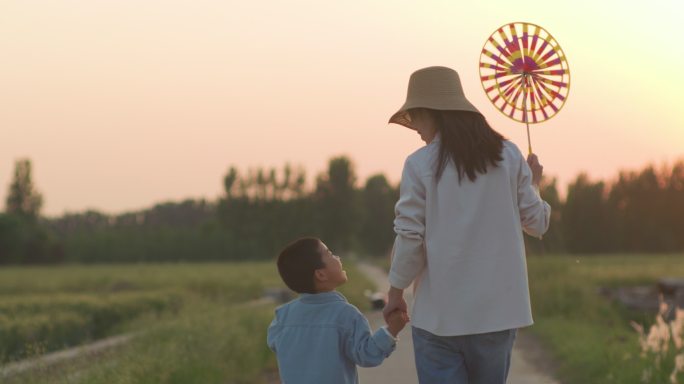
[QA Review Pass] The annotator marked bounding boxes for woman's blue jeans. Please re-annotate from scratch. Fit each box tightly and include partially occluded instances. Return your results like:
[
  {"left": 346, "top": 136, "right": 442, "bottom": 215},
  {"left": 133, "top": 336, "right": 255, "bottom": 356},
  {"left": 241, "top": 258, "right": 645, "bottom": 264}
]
[{"left": 412, "top": 326, "right": 517, "bottom": 384}]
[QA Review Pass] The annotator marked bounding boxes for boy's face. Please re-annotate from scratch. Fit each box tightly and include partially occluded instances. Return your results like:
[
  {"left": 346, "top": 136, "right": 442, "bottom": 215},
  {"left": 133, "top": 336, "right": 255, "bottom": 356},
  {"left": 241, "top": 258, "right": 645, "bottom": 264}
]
[{"left": 314, "top": 241, "right": 348, "bottom": 290}]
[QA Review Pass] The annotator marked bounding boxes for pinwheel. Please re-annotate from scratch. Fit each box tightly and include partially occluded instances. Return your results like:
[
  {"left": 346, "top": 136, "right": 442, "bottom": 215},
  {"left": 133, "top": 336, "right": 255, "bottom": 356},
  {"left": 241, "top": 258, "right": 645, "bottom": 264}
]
[{"left": 479, "top": 22, "right": 570, "bottom": 154}]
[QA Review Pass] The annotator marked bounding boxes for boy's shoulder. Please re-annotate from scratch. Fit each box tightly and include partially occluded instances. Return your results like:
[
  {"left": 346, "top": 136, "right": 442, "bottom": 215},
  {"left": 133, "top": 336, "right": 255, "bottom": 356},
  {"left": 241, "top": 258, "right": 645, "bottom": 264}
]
[
  {"left": 272, "top": 296, "right": 300, "bottom": 317},
  {"left": 273, "top": 292, "right": 364, "bottom": 322}
]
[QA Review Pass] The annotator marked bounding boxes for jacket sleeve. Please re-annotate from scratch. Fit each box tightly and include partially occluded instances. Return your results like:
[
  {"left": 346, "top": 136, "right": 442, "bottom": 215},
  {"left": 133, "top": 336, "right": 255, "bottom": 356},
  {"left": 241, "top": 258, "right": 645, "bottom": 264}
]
[
  {"left": 266, "top": 309, "right": 281, "bottom": 352},
  {"left": 517, "top": 152, "right": 551, "bottom": 238},
  {"left": 343, "top": 310, "right": 396, "bottom": 367},
  {"left": 389, "top": 157, "right": 427, "bottom": 289}
]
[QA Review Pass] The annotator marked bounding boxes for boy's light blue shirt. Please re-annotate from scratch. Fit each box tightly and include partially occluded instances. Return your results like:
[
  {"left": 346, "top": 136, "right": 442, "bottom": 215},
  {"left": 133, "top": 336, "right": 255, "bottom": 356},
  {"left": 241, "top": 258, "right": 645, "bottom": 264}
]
[{"left": 267, "top": 291, "right": 396, "bottom": 384}]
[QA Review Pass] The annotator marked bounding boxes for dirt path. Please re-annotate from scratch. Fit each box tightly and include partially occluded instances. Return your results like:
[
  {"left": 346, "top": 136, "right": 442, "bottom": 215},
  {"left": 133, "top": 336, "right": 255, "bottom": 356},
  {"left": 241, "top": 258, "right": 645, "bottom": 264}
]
[{"left": 356, "top": 262, "right": 560, "bottom": 384}]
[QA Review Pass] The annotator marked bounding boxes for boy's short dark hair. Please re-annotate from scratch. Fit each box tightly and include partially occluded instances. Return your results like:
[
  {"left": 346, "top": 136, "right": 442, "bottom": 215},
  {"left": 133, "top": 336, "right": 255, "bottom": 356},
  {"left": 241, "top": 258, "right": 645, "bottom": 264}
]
[{"left": 277, "top": 237, "right": 325, "bottom": 294}]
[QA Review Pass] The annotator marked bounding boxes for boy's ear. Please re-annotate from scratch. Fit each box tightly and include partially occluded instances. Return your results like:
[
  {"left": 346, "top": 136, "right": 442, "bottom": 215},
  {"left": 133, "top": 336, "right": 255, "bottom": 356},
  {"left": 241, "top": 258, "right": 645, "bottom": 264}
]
[{"left": 314, "top": 268, "right": 328, "bottom": 282}]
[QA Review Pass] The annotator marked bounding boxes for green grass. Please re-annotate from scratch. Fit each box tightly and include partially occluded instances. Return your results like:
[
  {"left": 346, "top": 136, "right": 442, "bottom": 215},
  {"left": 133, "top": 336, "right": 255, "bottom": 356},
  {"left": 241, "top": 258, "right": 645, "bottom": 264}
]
[
  {"left": 0, "top": 290, "right": 181, "bottom": 362},
  {"left": 1, "top": 261, "right": 376, "bottom": 383},
  {"left": 527, "top": 254, "right": 684, "bottom": 384},
  {"left": 0, "top": 262, "right": 283, "bottom": 302},
  {"left": 14, "top": 255, "right": 684, "bottom": 383},
  {"left": 0, "top": 262, "right": 282, "bottom": 363},
  {"left": 15, "top": 303, "right": 278, "bottom": 384}
]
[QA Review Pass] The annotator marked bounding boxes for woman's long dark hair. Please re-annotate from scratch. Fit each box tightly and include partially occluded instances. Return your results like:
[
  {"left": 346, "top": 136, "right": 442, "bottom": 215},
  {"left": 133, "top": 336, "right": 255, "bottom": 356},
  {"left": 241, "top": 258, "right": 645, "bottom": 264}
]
[{"left": 417, "top": 109, "right": 505, "bottom": 183}]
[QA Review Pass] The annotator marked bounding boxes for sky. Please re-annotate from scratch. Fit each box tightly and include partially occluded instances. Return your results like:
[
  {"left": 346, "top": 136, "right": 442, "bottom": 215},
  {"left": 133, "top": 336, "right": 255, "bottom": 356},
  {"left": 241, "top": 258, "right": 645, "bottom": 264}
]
[{"left": 1, "top": 0, "right": 683, "bottom": 216}]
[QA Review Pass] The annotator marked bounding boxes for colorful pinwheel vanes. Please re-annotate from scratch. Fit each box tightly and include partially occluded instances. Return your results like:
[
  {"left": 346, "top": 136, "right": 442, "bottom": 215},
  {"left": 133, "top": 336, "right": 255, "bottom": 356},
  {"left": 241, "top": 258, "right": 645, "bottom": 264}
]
[{"left": 479, "top": 22, "right": 570, "bottom": 125}]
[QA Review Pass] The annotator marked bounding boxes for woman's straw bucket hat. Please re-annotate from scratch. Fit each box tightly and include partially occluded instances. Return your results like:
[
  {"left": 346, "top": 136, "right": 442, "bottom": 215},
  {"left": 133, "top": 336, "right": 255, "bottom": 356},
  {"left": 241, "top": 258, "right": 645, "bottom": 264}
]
[{"left": 389, "top": 66, "right": 482, "bottom": 129}]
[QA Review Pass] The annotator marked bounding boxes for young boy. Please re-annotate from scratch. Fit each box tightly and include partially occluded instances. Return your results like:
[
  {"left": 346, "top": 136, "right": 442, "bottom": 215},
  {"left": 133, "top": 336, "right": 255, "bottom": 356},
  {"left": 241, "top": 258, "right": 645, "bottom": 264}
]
[{"left": 267, "top": 237, "right": 409, "bottom": 384}]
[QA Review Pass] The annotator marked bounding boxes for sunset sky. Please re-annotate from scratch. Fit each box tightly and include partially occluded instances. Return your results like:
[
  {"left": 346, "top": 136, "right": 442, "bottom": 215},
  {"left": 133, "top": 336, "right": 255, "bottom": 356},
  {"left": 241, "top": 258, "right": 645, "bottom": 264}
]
[{"left": 2, "top": 1, "right": 682, "bottom": 216}]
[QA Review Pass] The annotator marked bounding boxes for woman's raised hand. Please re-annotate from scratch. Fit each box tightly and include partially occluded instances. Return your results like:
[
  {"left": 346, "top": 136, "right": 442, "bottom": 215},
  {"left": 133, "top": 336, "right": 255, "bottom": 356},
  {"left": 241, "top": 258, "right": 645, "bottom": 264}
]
[{"left": 527, "top": 153, "right": 543, "bottom": 187}]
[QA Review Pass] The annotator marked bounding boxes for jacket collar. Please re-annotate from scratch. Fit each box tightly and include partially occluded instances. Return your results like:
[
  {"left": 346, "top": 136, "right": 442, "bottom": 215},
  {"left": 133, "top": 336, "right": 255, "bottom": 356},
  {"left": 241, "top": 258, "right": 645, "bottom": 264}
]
[
  {"left": 430, "top": 132, "right": 442, "bottom": 145},
  {"left": 299, "top": 291, "right": 347, "bottom": 304}
]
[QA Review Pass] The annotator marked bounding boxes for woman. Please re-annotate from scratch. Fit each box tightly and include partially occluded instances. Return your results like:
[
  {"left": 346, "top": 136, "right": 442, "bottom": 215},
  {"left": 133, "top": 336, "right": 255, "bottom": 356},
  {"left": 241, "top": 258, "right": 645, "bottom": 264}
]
[{"left": 383, "top": 66, "right": 550, "bottom": 384}]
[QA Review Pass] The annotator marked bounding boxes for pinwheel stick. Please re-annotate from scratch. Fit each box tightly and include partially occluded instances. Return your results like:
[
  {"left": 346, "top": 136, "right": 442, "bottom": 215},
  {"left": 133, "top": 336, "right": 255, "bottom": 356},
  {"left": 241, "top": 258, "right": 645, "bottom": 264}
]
[{"left": 522, "top": 74, "right": 532, "bottom": 155}]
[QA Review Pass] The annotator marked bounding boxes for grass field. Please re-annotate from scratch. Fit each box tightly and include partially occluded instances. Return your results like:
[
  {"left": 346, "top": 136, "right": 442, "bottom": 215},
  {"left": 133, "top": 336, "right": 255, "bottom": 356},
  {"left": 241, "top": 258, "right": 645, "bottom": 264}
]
[
  {"left": 5, "top": 255, "right": 684, "bottom": 383},
  {"left": 527, "top": 254, "right": 684, "bottom": 384},
  {"left": 0, "top": 261, "right": 375, "bottom": 383}
]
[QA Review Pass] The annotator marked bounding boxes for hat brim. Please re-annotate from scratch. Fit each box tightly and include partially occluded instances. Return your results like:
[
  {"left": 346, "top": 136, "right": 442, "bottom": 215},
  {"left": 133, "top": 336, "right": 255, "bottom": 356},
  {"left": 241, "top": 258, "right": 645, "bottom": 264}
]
[
  {"left": 388, "top": 102, "right": 483, "bottom": 130},
  {"left": 388, "top": 110, "right": 414, "bottom": 130}
]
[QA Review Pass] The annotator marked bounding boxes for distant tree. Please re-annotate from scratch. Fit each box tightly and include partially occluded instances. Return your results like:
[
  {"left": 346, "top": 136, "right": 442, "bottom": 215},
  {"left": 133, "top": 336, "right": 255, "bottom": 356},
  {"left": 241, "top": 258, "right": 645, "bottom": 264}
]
[
  {"left": 315, "top": 156, "right": 360, "bottom": 253},
  {"left": 216, "top": 164, "right": 317, "bottom": 260},
  {"left": 525, "top": 177, "right": 564, "bottom": 254},
  {"left": 0, "top": 213, "right": 24, "bottom": 264},
  {"left": 359, "top": 174, "right": 398, "bottom": 257},
  {"left": 291, "top": 166, "right": 307, "bottom": 198},
  {"left": 0, "top": 159, "right": 66, "bottom": 264},
  {"left": 561, "top": 174, "right": 611, "bottom": 253},
  {"left": 607, "top": 163, "right": 684, "bottom": 252},
  {"left": 278, "top": 164, "right": 292, "bottom": 201},
  {"left": 0, "top": 213, "right": 64, "bottom": 264},
  {"left": 5, "top": 159, "right": 43, "bottom": 220},
  {"left": 665, "top": 161, "right": 684, "bottom": 250},
  {"left": 223, "top": 167, "right": 238, "bottom": 199}
]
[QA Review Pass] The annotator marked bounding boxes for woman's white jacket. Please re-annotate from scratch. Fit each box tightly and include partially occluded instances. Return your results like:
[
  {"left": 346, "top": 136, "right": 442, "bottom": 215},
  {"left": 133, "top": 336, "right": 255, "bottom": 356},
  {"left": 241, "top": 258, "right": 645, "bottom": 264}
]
[{"left": 389, "top": 137, "right": 550, "bottom": 336}]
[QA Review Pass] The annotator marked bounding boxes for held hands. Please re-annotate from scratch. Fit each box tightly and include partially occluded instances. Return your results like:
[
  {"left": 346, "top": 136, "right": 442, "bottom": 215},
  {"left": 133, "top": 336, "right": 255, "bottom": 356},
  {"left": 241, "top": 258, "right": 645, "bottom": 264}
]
[
  {"left": 383, "top": 286, "right": 409, "bottom": 337},
  {"left": 527, "top": 153, "right": 544, "bottom": 187},
  {"left": 386, "top": 309, "right": 409, "bottom": 338}
]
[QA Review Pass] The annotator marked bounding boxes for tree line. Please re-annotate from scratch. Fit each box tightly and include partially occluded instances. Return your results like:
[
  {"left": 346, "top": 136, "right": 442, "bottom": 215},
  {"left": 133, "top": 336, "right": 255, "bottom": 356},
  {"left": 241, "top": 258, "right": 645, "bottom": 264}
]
[{"left": 0, "top": 156, "right": 683, "bottom": 264}]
